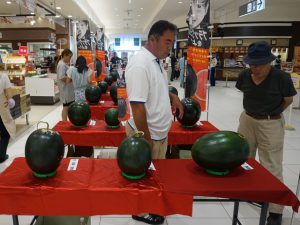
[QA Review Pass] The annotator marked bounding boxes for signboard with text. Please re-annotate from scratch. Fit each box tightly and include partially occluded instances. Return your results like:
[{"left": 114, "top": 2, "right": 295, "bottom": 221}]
[{"left": 239, "top": 0, "right": 265, "bottom": 17}]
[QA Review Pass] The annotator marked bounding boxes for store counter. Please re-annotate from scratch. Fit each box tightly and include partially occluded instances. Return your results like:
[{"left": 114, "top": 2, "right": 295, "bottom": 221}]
[{"left": 216, "top": 67, "right": 244, "bottom": 80}]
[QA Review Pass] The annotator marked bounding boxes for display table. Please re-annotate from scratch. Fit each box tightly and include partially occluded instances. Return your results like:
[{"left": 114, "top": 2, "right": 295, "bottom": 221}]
[
  {"left": 0, "top": 158, "right": 299, "bottom": 225},
  {"left": 52, "top": 121, "right": 219, "bottom": 146},
  {"left": 89, "top": 101, "right": 117, "bottom": 120}
]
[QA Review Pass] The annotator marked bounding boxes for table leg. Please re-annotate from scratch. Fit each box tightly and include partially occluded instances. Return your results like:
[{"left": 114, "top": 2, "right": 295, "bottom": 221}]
[
  {"left": 232, "top": 201, "right": 240, "bottom": 225},
  {"left": 12, "top": 215, "right": 19, "bottom": 225},
  {"left": 259, "top": 203, "right": 269, "bottom": 225},
  {"left": 26, "top": 114, "right": 29, "bottom": 125}
]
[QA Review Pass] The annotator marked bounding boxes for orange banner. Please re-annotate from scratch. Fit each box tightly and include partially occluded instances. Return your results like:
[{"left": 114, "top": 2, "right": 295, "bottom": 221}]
[
  {"left": 96, "top": 50, "right": 106, "bottom": 81},
  {"left": 187, "top": 46, "right": 209, "bottom": 111}
]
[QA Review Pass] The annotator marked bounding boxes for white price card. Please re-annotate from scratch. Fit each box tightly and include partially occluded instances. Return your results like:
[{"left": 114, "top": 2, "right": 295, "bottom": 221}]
[
  {"left": 148, "top": 162, "right": 156, "bottom": 171},
  {"left": 241, "top": 162, "right": 253, "bottom": 170},
  {"left": 121, "top": 121, "right": 126, "bottom": 126},
  {"left": 67, "top": 159, "right": 79, "bottom": 171},
  {"left": 196, "top": 121, "right": 203, "bottom": 126},
  {"left": 100, "top": 101, "right": 105, "bottom": 104},
  {"left": 89, "top": 120, "right": 96, "bottom": 126}
]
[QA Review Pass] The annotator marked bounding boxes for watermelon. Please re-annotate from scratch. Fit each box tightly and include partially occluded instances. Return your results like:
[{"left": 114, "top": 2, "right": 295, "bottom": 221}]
[
  {"left": 105, "top": 108, "right": 120, "bottom": 128},
  {"left": 104, "top": 76, "right": 114, "bottom": 86},
  {"left": 85, "top": 85, "right": 101, "bottom": 105},
  {"left": 117, "top": 132, "right": 152, "bottom": 180},
  {"left": 110, "top": 84, "right": 118, "bottom": 105},
  {"left": 110, "top": 70, "right": 119, "bottom": 82},
  {"left": 192, "top": 131, "right": 250, "bottom": 175},
  {"left": 68, "top": 101, "right": 91, "bottom": 127},
  {"left": 98, "top": 81, "right": 108, "bottom": 94},
  {"left": 176, "top": 98, "right": 201, "bottom": 128},
  {"left": 25, "top": 122, "right": 64, "bottom": 178},
  {"left": 169, "top": 86, "right": 178, "bottom": 96}
]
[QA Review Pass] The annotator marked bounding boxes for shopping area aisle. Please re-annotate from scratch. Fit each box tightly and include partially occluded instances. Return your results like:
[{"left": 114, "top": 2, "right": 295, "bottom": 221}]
[{"left": 0, "top": 80, "right": 299, "bottom": 225}]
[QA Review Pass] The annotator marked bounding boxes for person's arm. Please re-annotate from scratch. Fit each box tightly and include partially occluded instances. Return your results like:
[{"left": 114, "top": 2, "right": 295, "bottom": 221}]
[
  {"left": 3, "top": 74, "right": 14, "bottom": 108},
  {"left": 65, "top": 67, "right": 73, "bottom": 84},
  {"left": 4, "top": 87, "right": 12, "bottom": 100},
  {"left": 65, "top": 76, "right": 72, "bottom": 84},
  {"left": 130, "top": 103, "right": 153, "bottom": 148},
  {"left": 169, "top": 92, "right": 184, "bottom": 118},
  {"left": 282, "top": 97, "right": 293, "bottom": 111}
]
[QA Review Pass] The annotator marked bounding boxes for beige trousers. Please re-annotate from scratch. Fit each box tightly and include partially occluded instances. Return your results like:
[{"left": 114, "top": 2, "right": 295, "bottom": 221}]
[
  {"left": 238, "top": 111, "right": 285, "bottom": 214},
  {"left": 125, "top": 123, "right": 168, "bottom": 159}
]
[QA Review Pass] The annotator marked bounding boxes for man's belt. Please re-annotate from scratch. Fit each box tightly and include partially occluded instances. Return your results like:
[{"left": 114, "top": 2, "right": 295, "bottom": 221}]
[{"left": 246, "top": 112, "right": 281, "bottom": 120}]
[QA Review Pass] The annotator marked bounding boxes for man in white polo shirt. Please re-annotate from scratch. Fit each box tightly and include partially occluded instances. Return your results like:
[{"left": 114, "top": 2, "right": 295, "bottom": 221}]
[{"left": 125, "top": 20, "right": 183, "bottom": 224}]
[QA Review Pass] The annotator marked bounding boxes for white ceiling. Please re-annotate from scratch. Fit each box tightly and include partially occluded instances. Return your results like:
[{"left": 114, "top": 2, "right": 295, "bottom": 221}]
[{"left": 1, "top": 0, "right": 300, "bottom": 37}]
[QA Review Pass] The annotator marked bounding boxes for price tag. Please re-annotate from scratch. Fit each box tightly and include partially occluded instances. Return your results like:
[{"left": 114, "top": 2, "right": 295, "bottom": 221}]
[
  {"left": 100, "top": 101, "right": 105, "bottom": 104},
  {"left": 241, "top": 162, "right": 253, "bottom": 170},
  {"left": 67, "top": 159, "right": 79, "bottom": 171},
  {"left": 148, "top": 162, "right": 156, "bottom": 171},
  {"left": 89, "top": 120, "right": 96, "bottom": 126}
]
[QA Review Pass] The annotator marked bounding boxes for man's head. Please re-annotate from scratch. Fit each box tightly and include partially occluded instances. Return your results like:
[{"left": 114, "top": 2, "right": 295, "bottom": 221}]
[
  {"left": 244, "top": 41, "right": 276, "bottom": 77},
  {"left": 146, "top": 20, "right": 177, "bottom": 59}
]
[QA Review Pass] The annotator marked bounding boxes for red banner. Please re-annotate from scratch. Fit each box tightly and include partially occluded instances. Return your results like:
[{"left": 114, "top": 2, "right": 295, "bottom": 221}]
[
  {"left": 96, "top": 50, "right": 106, "bottom": 81},
  {"left": 187, "top": 46, "right": 209, "bottom": 111}
]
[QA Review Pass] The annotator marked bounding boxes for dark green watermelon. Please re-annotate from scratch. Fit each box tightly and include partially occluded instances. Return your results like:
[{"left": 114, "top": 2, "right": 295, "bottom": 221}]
[
  {"left": 110, "top": 70, "right": 119, "bottom": 82},
  {"left": 68, "top": 101, "right": 91, "bottom": 127},
  {"left": 104, "top": 76, "right": 114, "bottom": 86},
  {"left": 110, "top": 84, "right": 118, "bottom": 105},
  {"left": 105, "top": 108, "right": 120, "bottom": 128},
  {"left": 176, "top": 98, "right": 201, "bottom": 127},
  {"left": 169, "top": 86, "right": 178, "bottom": 96},
  {"left": 25, "top": 123, "right": 64, "bottom": 178},
  {"left": 192, "top": 131, "right": 250, "bottom": 175},
  {"left": 98, "top": 81, "right": 108, "bottom": 94},
  {"left": 85, "top": 85, "right": 101, "bottom": 105},
  {"left": 117, "top": 133, "right": 152, "bottom": 179}
]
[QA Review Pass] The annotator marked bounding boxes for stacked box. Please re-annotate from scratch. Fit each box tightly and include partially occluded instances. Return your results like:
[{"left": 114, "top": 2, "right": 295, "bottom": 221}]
[{"left": 20, "top": 94, "right": 31, "bottom": 114}]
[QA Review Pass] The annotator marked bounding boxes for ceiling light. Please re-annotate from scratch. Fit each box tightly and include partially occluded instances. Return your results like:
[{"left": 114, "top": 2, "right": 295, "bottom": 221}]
[
  {"left": 56, "top": 6, "right": 61, "bottom": 10},
  {"left": 68, "top": 15, "right": 72, "bottom": 18},
  {"left": 178, "top": 1, "right": 183, "bottom": 3},
  {"left": 30, "top": 12, "right": 35, "bottom": 15},
  {"left": 55, "top": 15, "right": 60, "bottom": 18},
  {"left": 140, "top": 8, "right": 143, "bottom": 10},
  {"left": 6, "top": 1, "right": 12, "bottom": 4},
  {"left": 137, "top": 15, "right": 141, "bottom": 17}
]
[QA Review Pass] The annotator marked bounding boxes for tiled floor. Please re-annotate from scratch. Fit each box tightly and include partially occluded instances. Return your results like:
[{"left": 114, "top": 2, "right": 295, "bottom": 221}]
[{"left": 0, "top": 80, "right": 299, "bottom": 225}]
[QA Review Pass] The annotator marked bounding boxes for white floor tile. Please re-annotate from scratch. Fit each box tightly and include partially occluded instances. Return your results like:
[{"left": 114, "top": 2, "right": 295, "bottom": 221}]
[
  {"left": 221, "top": 202, "right": 261, "bottom": 219},
  {"left": 167, "top": 217, "right": 233, "bottom": 225}
]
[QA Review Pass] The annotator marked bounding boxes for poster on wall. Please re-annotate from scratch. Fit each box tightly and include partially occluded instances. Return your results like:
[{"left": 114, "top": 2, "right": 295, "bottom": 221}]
[
  {"left": 76, "top": 20, "right": 94, "bottom": 79},
  {"left": 186, "top": 0, "right": 210, "bottom": 111},
  {"left": 95, "top": 27, "right": 106, "bottom": 81}
]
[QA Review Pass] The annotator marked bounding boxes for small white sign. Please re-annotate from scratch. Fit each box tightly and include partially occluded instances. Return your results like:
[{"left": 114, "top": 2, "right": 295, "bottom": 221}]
[
  {"left": 67, "top": 159, "right": 79, "bottom": 171},
  {"left": 241, "top": 162, "right": 253, "bottom": 170},
  {"left": 100, "top": 101, "right": 105, "bottom": 104},
  {"left": 148, "top": 162, "right": 156, "bottom": 171},
  {"left": 121, "top": 121, "right": 127, "bottom": 126},
  {"left": 89, "top": 120, "right": 96, "bottom": 126},
  {"left": 256, "top": 0, "right": 265, "bottom": 11}
]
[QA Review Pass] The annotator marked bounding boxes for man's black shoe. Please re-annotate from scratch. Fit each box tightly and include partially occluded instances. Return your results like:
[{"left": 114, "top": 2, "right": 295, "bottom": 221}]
[{"left": 132, "top": 214, "right": 165, "bottom": 225}]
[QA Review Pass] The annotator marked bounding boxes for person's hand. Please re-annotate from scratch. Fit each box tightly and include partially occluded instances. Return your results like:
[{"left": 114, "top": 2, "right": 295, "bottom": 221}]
[{"left": 170, "top": 94, "right": 184, "bottom": 119}]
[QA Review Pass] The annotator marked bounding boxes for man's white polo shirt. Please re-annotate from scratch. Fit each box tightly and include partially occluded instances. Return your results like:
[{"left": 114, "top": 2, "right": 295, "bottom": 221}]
[{"left": 125, "top": 47, "right": 172, "bottom": 140}]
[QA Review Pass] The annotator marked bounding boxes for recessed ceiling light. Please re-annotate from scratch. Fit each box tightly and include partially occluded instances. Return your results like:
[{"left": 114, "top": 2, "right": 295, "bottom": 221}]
[
  {"left": 68, "top": 15, "right": 72, "bottom": 18},
  {"left": 140, "top": 7, "right": 143, "bottom": 10},
  {"left": 137, "top": 15, "right": 141, "bottom": 16},
  {"left": 55, "top": 15, "right": 60, "bottom": 18},
  {"left": 56, "top": 6, "right": 61, "bottom": 10},
  {"left": 178, "top": 1, "right": 183, "bottom": 3},
  {"left": 6, "top": 1, "right": 12, "bottom": 4}
]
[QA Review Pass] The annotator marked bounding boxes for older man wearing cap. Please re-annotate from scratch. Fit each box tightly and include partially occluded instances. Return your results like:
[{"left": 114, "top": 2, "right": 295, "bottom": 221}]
[{"left": 236, "top": 41, "right": 297, "bottom": 225}]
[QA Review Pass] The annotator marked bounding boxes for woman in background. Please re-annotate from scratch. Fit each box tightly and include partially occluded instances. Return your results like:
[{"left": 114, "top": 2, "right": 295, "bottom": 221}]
[
  {"left": 56, "top": 48, "right": 74, "bottom": 121},
  {"left": 0, "top": 69, "right": 16, "bottom": 163},
  {"left": 66, "top": 56, "right": 93, "bottom": 101}
]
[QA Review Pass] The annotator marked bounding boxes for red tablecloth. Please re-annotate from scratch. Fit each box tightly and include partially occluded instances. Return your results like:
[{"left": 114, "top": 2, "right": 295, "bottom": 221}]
[
  {"left": 89, "top": 100, "right": 117, "bottom": 120},
  {"left": 154, "top": 159, "right": 300, "bottom": 212},
  {"left": 52, "top": 121, "right": 218, "bottom": 146},
  {"left": 100, "top": 94, "right": 112, "bottom": 101},
  {"left": 0, "top": 158, "right": 299, "bottom": 216},
  {"left": 0, "top": 158, "right": 192, "bottom": 216}
]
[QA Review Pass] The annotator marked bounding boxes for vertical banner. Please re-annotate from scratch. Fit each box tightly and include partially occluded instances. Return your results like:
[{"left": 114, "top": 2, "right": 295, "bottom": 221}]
[
  {"left": 186, "top": 0, "right": 210, "bottom": 111},
  {"left": 76, "top": 20, "right": 94, "bottom": 80},
  {"left": 95, "top": 27, "right": 106, "bottom": 81}
]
